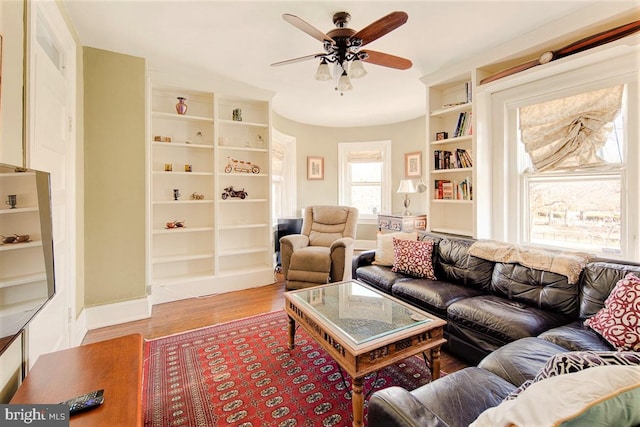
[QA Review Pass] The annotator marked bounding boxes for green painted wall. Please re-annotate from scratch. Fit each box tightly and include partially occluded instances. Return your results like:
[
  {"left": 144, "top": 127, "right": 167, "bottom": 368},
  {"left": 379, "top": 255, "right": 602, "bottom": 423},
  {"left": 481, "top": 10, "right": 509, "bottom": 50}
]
[{"left": 83, "top": 47, "right": 146, "bottom": 305}]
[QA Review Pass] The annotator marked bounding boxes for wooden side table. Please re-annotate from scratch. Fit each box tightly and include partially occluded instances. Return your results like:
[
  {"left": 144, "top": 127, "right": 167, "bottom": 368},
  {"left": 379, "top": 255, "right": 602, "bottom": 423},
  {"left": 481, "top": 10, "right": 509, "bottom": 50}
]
[
  {"left": 10, "top": 334, "right": 143, "bottom": 426},
  {"left": 378, "top": 214, "right": 427, "bottom": 233}
]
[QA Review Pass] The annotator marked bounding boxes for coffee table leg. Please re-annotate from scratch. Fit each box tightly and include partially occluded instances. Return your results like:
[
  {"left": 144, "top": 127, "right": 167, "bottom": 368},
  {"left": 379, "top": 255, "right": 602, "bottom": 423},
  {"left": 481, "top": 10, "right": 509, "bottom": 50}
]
[
  {"left": 287, "top": 316, "right": 295, "bottom": 350},
  {"left": 431, "top": 346, "right": 441, "bottom": 379},
  {"left": 351, "top": 377, "right": 364, "bottom": 427}
]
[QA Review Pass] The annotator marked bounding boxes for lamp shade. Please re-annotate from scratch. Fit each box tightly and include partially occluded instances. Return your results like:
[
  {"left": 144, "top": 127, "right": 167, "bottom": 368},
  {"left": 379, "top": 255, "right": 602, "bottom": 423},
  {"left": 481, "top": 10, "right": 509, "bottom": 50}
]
[
  {"left": 349, "top": 59, "right": 367, "bottom": 79},
  {"left": 397, "top": 179, "right": 418, "bottom": 194},
  {"left": 337, "top": 70, "right": 353, "bottom": 92},
  {"left": 314, "top": 59, "right": 332, "bottom": 81}
]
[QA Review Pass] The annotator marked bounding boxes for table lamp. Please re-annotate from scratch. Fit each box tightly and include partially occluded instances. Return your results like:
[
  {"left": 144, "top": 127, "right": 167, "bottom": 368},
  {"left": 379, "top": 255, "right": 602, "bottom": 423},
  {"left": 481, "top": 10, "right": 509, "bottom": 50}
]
[{"left": 397, "top": 179, "right": 418, "bottom": 216}]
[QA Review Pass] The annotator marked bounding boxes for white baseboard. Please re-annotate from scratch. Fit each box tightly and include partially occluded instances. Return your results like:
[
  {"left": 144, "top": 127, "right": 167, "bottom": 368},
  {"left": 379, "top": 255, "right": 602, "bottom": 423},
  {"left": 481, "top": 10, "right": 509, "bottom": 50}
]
[
  {"left": 85, "top": 297, "right": 152, "bottom": 330},
  {"left": 73, "top": 309, "right": 88, "bottom": 346}
]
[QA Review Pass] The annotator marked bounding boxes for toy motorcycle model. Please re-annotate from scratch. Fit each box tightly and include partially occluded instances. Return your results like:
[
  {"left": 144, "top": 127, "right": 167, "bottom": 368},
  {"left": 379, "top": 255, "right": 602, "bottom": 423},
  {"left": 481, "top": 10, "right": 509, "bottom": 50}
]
[
  {"left": 224, "top": 157, "right": 260, "bottom": 174},
  {"left": 221, "top": 186, "right": 248, "bottom": 200}
]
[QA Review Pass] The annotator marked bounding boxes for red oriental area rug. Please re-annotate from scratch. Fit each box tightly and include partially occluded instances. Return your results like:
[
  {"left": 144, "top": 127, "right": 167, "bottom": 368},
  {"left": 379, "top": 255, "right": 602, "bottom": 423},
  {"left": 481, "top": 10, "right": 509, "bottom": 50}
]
[{"left": 143, "top": 310, "right": 436, "bottom": 426}]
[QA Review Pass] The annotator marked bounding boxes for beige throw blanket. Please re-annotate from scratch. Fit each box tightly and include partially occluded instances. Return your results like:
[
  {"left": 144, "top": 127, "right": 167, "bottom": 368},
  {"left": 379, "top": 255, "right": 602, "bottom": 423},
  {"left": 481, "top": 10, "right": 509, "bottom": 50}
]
[{"left": 469, "top": 240, "right": 592, "bottom": 284}]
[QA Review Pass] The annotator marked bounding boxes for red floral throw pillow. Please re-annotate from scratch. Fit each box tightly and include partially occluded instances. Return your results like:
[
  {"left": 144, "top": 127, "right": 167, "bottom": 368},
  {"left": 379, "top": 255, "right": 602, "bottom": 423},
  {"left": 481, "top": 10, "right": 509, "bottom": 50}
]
[
  {"left": 391, "top": 238, "right": 437, "bottom": 280},
  {"left": 584, "top": 273, "right": 640, "bottom": 352}
]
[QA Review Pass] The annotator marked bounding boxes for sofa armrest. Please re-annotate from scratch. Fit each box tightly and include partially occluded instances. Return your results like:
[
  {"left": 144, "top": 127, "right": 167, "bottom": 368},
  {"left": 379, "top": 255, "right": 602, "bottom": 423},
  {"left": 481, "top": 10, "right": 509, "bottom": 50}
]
[{"left": 368, "top": 386, "right": 450, "bottom": 427}]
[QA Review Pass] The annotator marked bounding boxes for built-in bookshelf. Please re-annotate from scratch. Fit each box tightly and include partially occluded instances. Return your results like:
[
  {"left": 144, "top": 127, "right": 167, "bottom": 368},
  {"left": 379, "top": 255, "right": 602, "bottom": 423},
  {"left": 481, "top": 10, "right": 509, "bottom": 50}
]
[
  {"left": 426, "top": 73, "right": 476, "bottom": 237},
  {"left": 147, "top": 84, "right": 272, "bottom": 304}
]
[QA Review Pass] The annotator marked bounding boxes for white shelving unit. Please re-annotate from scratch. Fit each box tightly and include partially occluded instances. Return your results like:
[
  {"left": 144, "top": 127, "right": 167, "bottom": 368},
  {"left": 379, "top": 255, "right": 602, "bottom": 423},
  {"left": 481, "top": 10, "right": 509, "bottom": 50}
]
[
  {"left": 148, "top": 85, "right": 272, "bottom": 303},
  {"left": 0, "top": 171, "right": 49, "bottom": 336},
  {"left": 426, "top": 73, "right": 476, "bottom": 237}
]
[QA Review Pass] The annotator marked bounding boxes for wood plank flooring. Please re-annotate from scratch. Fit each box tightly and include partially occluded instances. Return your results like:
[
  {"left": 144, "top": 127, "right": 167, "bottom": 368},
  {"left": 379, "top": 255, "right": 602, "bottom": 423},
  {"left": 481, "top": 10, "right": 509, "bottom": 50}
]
[{"left": 83, "top": 275, "right": 470, "bottom": 374}]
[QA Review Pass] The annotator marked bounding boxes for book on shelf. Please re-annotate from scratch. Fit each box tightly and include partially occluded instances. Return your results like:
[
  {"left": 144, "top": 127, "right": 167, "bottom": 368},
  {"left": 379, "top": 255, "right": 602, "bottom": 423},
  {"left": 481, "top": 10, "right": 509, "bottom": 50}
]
[
  {"left": 453, "top": 111, "right": 472, "bottom": 137},
  {"left": 465, "top": 81, "right": 472, "bottom": 103},
  {"left": 434, "top": 177, "right": 472, "bottom": 200},
  {"left": 434, "top": 148, "right": 473, "bottom": 170}
]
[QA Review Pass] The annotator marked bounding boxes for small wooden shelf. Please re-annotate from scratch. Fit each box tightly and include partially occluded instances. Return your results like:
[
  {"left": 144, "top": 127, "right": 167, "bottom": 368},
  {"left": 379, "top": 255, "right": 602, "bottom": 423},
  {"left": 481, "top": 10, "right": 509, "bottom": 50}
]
[
  {"left": 0, "top": 240, "right": 43, "bottom": 252},
  {"left": 219, "top": 118, "right": 268, "bottom": 128},
  {"left": 152, "top": 252, "right": 214, "bottom": 264},
  {"left": 152, "top": 141, "right": 214, "bottom": 149},
  {"left": 430, "top": 102, "right": 472, "bottom": 117},
  {"left": 152, "top": 111, "right": 212, "bottom": 122}
]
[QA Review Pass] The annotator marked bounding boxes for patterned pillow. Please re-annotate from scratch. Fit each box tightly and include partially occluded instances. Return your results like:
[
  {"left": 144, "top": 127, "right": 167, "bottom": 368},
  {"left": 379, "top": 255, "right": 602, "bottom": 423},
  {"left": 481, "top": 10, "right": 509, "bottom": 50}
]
[
  {"left": 584, "top": 273, "right": 640, "bottom": 352},
  {"left": 505, "top": 351, "right": 640, "bottom": 400},
  {"left": 391, "top": 238, "right": 437, "bottom": 280},
  {"left": 372, "top": 231, "right": 418, "bottom": 266}
]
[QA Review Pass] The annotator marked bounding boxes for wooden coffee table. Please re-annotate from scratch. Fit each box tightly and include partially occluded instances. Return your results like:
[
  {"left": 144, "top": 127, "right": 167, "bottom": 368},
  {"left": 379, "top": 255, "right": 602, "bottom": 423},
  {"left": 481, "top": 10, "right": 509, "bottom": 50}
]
[{"left": 285, "top": 280, "right": 446, "bottom": 427}]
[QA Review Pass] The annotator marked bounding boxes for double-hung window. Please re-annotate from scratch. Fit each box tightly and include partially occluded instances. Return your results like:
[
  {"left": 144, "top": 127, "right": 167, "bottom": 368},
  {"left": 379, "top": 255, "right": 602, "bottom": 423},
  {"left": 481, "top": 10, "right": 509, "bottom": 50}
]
[
  {"left": 516, "top": 82, "right": 635, "bottom": 258},
  {"left": 338, "top": 140, "right": 391, "bottom": 221}
]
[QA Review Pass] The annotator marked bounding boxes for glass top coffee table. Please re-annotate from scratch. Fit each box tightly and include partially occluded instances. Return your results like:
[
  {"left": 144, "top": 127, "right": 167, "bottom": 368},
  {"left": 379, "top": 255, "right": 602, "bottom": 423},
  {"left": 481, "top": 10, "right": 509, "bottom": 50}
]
[{"left": 284, "top": 280, "right": 446, "bottom": 427}]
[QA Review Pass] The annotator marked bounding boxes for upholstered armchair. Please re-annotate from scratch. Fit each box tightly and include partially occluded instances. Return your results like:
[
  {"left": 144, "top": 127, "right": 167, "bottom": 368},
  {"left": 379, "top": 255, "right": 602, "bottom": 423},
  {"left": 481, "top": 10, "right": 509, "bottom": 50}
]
[{"left": 280, "top": 206, "right": 358, "bottom": 290}]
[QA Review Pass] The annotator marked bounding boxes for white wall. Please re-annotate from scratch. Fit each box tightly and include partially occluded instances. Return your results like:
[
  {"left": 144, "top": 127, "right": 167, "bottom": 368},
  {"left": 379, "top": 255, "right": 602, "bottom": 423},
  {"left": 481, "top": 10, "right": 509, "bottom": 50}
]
[{"left": 272, "top": 114, "right": 427, "bottom": 241}]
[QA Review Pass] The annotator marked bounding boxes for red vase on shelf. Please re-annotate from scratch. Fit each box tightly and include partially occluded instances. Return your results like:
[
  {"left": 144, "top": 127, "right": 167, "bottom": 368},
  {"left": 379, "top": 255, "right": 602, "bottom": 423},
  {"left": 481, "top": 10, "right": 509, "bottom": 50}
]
[{"left": 175, "top": 97, "right": 188, "bottom": 115}]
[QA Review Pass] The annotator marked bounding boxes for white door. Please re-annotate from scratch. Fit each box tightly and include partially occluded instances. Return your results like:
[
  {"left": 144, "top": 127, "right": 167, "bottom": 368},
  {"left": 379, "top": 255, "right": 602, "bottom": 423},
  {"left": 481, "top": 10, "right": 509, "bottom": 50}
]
[{"left": 25, "top": 1, "right": 77, "bottom": 366}]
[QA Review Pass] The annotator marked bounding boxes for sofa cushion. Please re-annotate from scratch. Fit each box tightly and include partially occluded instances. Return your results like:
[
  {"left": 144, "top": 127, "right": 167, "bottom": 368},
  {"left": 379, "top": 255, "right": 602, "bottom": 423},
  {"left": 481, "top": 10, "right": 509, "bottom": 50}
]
[
  {"left": 538, "top": 320, "right": 614, "bottom": 351},
  {"left": 478, "top": 337, "right": 567, "bottom": 387},
  {"left": 584, "top": 273, "right": 640, "bottom": 351},
  {"left": 447, "top": 295, "right": 572, "bottom": 345},
  {"left": 391, "top": 279, "right": 484, "bottom": 318},
  {"left": 471, "top": 366, "right": 640, "bottom": 427},
  {"left": 507, "top": 350, "right": 640, "bottom": 400},
  {"left": 433, "top": 238, "right": 494, "bottom": 290},
  {"left": 490, "top": 262, "right": 579, "bottom": 318},
  {"left": 391, "top": 238, "right": 437, "bottom": 280},
  {"left": 372, "top": 231, "right": 417, "bottom": 266},
  {"left": 579, "top": 261, "right": 640, "bottom": 319},
  {"left": 355, "top": 265, "right": 408, "bottom": 294}
]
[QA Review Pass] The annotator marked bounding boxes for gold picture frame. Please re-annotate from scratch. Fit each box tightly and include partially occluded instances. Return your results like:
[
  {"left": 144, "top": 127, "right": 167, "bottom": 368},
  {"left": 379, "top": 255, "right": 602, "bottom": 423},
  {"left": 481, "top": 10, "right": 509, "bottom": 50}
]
[
  {"left": 404, "top": 151, "right": 422, "bottom": 178},
  {"left": 307, "top": 156, "right": 324, "bottom": 180}
]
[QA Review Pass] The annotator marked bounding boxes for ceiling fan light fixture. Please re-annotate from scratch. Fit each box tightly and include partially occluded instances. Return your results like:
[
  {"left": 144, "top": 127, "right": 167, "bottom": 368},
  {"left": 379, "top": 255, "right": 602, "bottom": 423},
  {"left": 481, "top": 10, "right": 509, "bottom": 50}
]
[
  {"left": 314, "top": 58, "right": 332, "bottom": 81},
  {"left": 349, "top": 59, "right": 367, "bottom": 79},
  {"left": 337, "top": 70, "right": 353, "bottom": 92}
]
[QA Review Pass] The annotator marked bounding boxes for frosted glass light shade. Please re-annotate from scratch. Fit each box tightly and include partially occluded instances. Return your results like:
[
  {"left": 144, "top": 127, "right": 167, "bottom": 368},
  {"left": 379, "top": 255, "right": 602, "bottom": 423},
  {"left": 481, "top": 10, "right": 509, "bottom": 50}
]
[
  {"left": 337, "top": 71, "right": 353, "bottom": 92},
  {"left": 315, "top": 60, "right": 332, "bottom": 81},
  {"left": 349, "top": 59, "right": 367, "bottom": 79}
]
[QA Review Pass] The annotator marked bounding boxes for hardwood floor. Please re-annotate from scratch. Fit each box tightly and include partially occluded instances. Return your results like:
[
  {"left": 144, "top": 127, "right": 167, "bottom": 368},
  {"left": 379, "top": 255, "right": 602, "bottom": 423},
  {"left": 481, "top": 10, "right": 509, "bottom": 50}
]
[{"left": 83, "top": 275, "right": 470, "bottom": 373}]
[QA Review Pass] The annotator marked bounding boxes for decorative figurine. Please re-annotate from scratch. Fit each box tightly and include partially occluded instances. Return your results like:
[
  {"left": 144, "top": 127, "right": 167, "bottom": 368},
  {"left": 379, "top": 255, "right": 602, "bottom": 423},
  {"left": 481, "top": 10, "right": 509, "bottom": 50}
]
[
  {"left": 190, "top": 192, "right": 205, "bottom": 200},
  {"left": 224, "top": 157, "right": 260, "bottom": 174},
  {"left": 221, "top": 186, "right": 248, "bottom": 200},
  {"left": 173, "top": 189, "right": 181, "bottom": 200}
]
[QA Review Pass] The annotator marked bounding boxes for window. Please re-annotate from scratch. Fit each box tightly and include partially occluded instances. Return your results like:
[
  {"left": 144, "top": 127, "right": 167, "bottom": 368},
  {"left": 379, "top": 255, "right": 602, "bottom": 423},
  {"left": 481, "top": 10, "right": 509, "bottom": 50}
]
[
  {"left": 272, "top": 129, "right": 297, "bottom": 220},
  {"left": 490, "top": 50, "right": 639, "bottom": 261},
  {"left": 518, "top": 84, "right": 632, "bottom": 257},
  {"left": 338, "top": 141, "right": 391, "bottom": 221}
]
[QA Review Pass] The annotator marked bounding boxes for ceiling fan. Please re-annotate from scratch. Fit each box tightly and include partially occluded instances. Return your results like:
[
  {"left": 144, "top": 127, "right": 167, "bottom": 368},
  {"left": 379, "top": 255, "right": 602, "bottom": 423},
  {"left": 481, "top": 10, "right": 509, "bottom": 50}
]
[{"left": 271, "top": 11, "right": 412, "bottom": 93}]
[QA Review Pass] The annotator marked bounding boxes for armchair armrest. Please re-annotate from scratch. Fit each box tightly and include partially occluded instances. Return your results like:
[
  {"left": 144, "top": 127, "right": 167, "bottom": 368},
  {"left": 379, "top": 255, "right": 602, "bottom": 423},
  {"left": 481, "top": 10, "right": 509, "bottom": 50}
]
[
  {"left": 329, "top": 237, "right": 354, "bottom": 282},
  {"left": 368, "top": 387, "right": 450, "bottom": 427},
  {"left": 280, "top": 234, "right": 310, "bottom": 279}
]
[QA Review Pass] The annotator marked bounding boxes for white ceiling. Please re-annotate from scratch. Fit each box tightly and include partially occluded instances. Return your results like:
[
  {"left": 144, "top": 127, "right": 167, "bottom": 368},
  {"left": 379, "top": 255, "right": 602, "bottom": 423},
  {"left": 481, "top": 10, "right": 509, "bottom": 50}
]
[{"left": 63, "top": 0, "right": 617, "bottom": 127}]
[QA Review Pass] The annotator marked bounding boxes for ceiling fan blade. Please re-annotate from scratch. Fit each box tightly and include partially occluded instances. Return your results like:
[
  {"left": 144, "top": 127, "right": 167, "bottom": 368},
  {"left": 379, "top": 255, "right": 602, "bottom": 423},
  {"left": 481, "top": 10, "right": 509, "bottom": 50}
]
[
  {"left": 283, "top": 14, "right": 335, "bottom": 44},
  {"left": 353, "top": 11, "right": 408, "bottom": 46},
  {"left": 271, "top": 53, "right": 325, "bottom": 67},
  {"left": 362, "top": 50, "right": 412, "bottom": 70},
  {"left": 480, "top": 19, "right": 640, "bottom": 85}
]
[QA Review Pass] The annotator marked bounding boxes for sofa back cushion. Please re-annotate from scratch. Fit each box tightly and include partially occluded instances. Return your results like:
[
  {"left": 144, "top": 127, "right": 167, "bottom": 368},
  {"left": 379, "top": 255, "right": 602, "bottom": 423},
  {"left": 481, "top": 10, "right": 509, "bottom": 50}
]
[
  {"left": 580, "top": 261, "right": 640, "bottom": 320},
  {"left": 428, "top": 236, "right": 494, "bottom": 290},
  {"left": 491, "top": 263, "right": 579, "bottom": 318}
]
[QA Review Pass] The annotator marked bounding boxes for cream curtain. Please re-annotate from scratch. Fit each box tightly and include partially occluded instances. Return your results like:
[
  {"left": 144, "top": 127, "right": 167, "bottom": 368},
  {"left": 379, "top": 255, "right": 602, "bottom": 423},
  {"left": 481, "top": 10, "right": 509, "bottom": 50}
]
[
  {"left": 519, "top": 85, "right": 623, "bottom": 172},
  {"left": 272, "top": 140, "right": 286, "bottom": 176}
]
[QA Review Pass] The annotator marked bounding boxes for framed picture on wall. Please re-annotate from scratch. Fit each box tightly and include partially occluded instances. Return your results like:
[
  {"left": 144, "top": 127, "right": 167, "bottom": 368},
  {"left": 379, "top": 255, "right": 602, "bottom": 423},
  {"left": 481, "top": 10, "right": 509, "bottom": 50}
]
[
  {"left": 404, "top": 151, "right": 422, "bottom": 178},
  {"left": 307, "top": 156, "right": 324, "bottom": 180}
]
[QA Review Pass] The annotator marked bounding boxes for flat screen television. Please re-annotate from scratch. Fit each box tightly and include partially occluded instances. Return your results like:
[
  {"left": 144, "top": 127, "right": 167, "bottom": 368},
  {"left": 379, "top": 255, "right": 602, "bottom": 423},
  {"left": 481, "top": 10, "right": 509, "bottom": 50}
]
[{"left": 0, "top": 163, "right": 56, "bottom": 354}]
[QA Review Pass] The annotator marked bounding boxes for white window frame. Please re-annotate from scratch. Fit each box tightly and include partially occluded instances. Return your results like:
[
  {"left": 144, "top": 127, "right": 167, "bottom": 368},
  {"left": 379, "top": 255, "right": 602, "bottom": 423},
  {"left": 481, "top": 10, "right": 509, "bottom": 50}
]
[
  {"left": 338, "top": 140, "right": 392, "bottom": 222},
  {"left": 272, "top": 129, "right": 297, "bottom": 220},
  {"left": 486, "top": 48, "right": 639, "bottom": 261}
]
